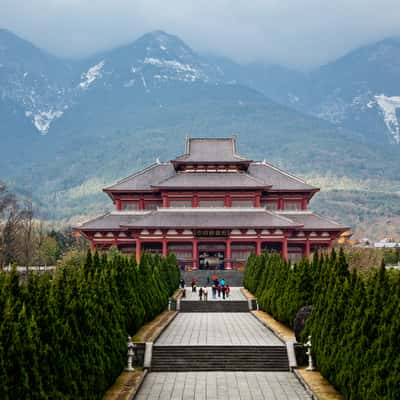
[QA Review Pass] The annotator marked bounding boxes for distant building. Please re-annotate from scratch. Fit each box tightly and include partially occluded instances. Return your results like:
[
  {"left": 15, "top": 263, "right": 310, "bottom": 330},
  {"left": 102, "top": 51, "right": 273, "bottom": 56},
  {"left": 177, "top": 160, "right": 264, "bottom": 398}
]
[
  {"left": 76, "top": 137, "right": 348, "bottom": 268},
  {"left": 374, "top": 241, "right": 400, "bottom": 248}
]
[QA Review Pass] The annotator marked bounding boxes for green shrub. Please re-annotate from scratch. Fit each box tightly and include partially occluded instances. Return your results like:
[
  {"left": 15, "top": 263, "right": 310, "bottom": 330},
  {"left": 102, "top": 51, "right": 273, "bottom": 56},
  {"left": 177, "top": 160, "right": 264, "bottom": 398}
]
[
  {"left": 0, "top": 251, "right": 179, "bottom": 400},
  {"left": 244, "top": 250, "right": 400, "bottom": 400}
]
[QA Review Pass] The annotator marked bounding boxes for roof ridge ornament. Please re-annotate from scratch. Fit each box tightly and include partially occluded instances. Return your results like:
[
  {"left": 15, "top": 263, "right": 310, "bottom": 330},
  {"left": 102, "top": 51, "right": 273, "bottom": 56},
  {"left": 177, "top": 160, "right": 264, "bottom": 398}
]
[{"left": 185, "top": 133, "right": 190, "bottom": 156}]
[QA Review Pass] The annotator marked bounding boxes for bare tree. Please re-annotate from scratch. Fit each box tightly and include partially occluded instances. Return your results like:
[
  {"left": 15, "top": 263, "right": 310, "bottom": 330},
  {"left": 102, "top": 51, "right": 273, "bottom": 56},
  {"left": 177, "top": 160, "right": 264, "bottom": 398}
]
[
  {"left": 0, "top": 182, "right": 22, "bottom": 268},
  {"left": 20, "top": 199, "right": 35, "bottom": 271},
  {"left": 36, "top": 220, "right": 46, "bottom": 268}
]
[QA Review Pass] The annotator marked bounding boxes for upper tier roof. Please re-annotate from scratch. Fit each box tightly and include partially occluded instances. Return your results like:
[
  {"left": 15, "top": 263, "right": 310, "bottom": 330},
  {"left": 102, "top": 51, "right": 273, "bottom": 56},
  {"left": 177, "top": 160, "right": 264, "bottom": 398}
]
[
  {"left": 103, "top": 137, "right": 318, "bottom": 193},
  {"left": 174, "top": 137, "right": 249, "bottom": 163},
  {"left": 248, "top": 163, "right": 317, "bottom": 191},
  {"left": 153, "top": 172, "right": 270, "bottom": 189},
  {"left": 104, "top": 163, "right": 175, "bottom": 191}
]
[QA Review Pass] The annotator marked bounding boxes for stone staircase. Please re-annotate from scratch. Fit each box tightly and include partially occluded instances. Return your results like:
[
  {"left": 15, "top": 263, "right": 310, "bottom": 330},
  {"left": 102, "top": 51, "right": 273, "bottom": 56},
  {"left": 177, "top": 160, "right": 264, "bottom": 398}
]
[
  {"left": 181, "top": 269, "right": 244, "bottom": 287},
  {"left": 180, "top": 300, "right": 249, "bottom": 313},
  {"left": 151, "top": 345, "right": 290, "bottom": 372}
]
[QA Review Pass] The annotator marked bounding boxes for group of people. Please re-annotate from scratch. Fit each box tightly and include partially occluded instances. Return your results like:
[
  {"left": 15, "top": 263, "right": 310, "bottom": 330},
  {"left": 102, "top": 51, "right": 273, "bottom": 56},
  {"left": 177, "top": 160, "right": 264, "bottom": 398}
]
[{"left": 190, "top": 276, "right": 231, "bottom": 300}]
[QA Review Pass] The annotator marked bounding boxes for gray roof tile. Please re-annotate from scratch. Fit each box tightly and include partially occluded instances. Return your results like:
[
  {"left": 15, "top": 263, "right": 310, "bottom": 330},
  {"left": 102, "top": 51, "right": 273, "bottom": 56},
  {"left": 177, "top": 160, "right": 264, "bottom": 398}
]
[
  {"left": 104, "top": 163, "right": 175, "bottom": 191},
  {"left": 175, "top": 137, "right": 249, "bottom": 162},
  {"left": 248, "top": 163, "right": 317, "bottom": 191},
  {"left": 153, "top": 172, "right": 270, "bottom": 189},
  {"left": 278, "top": 212, "right": 348, "bottom": 230},
  {"left": 78, "top": 209, "right": 301, "bottom": 230}
]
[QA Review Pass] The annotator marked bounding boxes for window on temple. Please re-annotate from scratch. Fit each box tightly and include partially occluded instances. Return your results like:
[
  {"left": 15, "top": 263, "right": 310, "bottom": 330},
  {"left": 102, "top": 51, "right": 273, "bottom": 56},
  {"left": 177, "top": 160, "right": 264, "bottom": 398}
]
[
  {"left": 170, "top": 200, "right": 192, "bottom": 208},
  {"left": 121, "top": 201, "right": 138, "bottom": 211},
  {"left": 144, "top": 202, "right": 160, "bottom": 210},
  {"left": 265, "top": 201, "right": 278, "bottom": 211},
  {"left": 284, "top": 201, "right": 302, "bottom": 211},
  {"left": 231, "top": 200, "right": 254, "bottom": 208},
  {"left": 198, "top": 199, "right": 224, "bottom": 208}
]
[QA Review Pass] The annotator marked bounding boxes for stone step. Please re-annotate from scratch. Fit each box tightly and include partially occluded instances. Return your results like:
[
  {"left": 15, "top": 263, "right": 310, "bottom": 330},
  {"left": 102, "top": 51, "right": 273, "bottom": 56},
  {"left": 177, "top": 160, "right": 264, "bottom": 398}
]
[
  {"left": 151, "top": 345, "right": 289, "bottom": 372},
  {"left": 181, "top": 269, "right": 244, "bottom": 287},
  {"left": 180, "top": 300, "right": 249, "bottom": 313}
]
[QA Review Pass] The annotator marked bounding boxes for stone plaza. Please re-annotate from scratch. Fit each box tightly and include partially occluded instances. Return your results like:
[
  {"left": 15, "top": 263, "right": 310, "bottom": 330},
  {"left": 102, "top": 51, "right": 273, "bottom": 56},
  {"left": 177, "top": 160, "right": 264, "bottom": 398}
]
[{"left": 134, "top": 286, "right": 312, "bottom": 399}]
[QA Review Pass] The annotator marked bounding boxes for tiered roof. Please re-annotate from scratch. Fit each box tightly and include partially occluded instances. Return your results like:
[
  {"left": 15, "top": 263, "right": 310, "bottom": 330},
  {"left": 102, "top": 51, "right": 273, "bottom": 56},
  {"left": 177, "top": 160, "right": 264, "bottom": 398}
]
[
  {"left": 79, "top": 209, "right": 346, "bottom": 232},
  {"left": 79, "top": 137, "right": 345, "bottom": 235},
  {"left": 104, "top": 137, "right": 318, "bottom": 194}
]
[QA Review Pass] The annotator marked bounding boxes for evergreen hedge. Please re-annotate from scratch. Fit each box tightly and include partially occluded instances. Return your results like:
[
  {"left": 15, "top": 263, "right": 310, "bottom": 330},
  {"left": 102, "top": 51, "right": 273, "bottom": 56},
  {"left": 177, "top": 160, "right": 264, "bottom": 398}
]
[
  {"left": 0, "top": 251, "right": 179, "bottom": 400},
  {"left": 244, "top": 250, "right": 400, "bottom": 399}
]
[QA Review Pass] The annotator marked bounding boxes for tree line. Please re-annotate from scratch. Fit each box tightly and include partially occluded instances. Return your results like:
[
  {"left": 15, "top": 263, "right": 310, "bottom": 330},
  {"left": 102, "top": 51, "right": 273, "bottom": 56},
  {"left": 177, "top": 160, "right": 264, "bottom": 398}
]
[
  {"left": 244, "top": 250, "right": 400, "bottom": 399},
  {"left": 0, "top": 250, "right": 180, "bottom": 399}
]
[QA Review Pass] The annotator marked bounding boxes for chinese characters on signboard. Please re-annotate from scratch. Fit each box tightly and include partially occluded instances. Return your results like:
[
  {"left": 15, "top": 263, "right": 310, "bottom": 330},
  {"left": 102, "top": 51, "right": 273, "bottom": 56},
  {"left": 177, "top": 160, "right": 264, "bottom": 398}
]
[{"left": 195, "top": 229, "right": 228, "bottom": 238}]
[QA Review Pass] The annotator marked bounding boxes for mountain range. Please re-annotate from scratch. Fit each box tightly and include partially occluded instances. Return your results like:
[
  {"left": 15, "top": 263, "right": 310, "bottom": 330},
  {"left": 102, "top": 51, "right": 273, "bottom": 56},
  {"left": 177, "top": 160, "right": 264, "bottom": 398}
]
[{"left": 0, "top": 29, "right": 399, "bottom": 239}]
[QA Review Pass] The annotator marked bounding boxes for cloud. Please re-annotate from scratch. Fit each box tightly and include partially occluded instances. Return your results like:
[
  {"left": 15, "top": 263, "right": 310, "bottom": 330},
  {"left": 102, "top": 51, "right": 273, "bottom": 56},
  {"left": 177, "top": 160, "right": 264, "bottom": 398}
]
[{"left": 1, "top": 0, "right": 400, "bottom": 67}]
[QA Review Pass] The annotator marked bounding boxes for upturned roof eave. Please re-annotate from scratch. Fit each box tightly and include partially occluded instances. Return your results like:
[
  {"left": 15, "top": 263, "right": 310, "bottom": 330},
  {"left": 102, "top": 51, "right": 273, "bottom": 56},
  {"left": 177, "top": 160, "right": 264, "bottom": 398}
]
[
  {"left": 118, "top": 223, "right": 304, "bottom": 230},
  {"left": 171, "top": 160, "right": 253, "bottom": 165},
  {"left": 151, "top": 185, "right": 273, "bottom": 190}
]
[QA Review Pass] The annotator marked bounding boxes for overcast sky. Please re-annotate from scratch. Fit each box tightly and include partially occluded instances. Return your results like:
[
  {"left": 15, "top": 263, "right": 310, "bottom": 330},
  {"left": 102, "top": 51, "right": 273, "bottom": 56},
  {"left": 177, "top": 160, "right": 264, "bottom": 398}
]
[{"left": 1, "top": 0, "right": 400, "bottom": 68}]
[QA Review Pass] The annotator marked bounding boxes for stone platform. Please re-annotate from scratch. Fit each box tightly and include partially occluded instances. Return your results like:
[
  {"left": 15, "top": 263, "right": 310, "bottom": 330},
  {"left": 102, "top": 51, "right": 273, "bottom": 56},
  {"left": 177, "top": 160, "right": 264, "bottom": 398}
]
[
  {"left": 135, "top": 371, "right": 311, "bottom": 400},
  {"left": 155, "top": 313, "right": 282, "bottom": 346}
]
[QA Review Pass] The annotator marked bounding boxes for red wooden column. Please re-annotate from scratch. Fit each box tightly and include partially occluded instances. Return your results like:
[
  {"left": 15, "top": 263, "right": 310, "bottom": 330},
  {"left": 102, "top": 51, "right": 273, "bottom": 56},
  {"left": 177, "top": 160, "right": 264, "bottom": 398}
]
[
  {"left": 139, "top": 197, "right": 145, "bottom": 210},
  {"left": 225, "top": 239, "right": 232, "bottom": 269},
  {"left": 282, "top": 235, "right": 288, "bottom": 261},
  {"left": 162, "top": 193, "right": 169, "bottom": 208},
  {"left": 115, "top": 199, "right": 122, "bottom": 211},
  {"left": 305, "top": 235, "right": 311, "bottom": 258},
  {"left": 301, "top": 198, "right": 308, "bottom": 210},
  {"left": 162, "top": 237, "right": 167, "bottom": 257},
  {"left": 329, "top": 236, "right": 335, "bottom": 249},
  {"left": 90, "top": 240, "right": 96, "bottom": 252},
  {"left": 278, "top": 198, "right": 284, "bottom": 210},
  {"left": 256, "top": 239, "right": 262, "bottom": 256},
  {"left": 193, "top": 193, "right": 199, "bottom": 207},
  {"left": 136, "top": 238, "right": 141, "bottom": 264},
  {"left": 255, "top": 193, "right": 261, "bottom": 208},
  {"left": 192, "top": 239, "right": 198, "bottom": 270}
]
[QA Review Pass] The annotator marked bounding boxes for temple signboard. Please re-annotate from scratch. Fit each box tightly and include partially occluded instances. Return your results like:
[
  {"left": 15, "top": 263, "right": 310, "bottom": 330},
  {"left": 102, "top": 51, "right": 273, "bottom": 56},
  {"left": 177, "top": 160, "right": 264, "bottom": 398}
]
[{"left": 195, "top": 229, "right": 229, "bottom": 238}]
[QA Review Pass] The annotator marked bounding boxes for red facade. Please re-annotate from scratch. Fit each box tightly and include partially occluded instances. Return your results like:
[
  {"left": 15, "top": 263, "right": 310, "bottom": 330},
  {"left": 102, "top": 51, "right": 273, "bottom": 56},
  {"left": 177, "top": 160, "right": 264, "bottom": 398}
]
[{"left": 77, "top": 137, "right": 347, "bottom": 268}]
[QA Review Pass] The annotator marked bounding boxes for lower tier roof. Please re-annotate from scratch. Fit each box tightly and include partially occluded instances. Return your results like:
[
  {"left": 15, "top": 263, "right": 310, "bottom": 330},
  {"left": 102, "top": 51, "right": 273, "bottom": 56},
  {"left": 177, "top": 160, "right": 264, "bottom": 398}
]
[{"left": 77, "top": 209, "right": 347, "bottom": 232}]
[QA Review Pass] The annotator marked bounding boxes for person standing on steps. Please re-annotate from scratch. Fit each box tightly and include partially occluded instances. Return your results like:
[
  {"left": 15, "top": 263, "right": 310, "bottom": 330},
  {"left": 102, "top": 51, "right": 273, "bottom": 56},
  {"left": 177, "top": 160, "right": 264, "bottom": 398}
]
[
  {"left": 211, "top": 284, "right": 216, "bottom": 299},
  {"left": 220, "top": 278, "right": 225, "bottom": 287},
  {"left": 217, "top": 283, "right": 222, "bottom": 298},
  {"left": 206, "top": 274, "right": 211, "bottom": 284},
  {"left": 222, "top": 285, "right": 226, "bottom": 300},
  {"left": 226, "top": 284, "right": 231, "bottom": 299},
  {"left": 191, "top": 278, "right": 196, "bottom": 292},
  {"left": 203, "top": 286, "right": 208, "bottom": 301},
  {"left": 199, "top": 286, "right": 203, "bottom": 300}
]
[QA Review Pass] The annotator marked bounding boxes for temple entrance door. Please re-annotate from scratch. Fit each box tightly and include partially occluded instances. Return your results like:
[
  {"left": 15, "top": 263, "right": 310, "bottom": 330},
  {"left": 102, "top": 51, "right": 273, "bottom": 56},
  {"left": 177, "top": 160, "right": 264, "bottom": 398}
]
[{"left": 198, "top": 243, "right": 225, "bottom": 270}]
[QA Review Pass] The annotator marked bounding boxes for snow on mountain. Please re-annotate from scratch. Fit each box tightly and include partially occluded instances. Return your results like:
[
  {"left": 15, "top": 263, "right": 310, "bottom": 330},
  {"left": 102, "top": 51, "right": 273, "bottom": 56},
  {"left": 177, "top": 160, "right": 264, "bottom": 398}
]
[
  {"left": 79, "top": 60, "right": 105, "bottom": 89},
  {"left": 374, "top": 95, "right": 400, "bottom": 144},
  {"left": 142, "top": 57, "right": 206, "bottom": 82},
  {"left": 32, "top": 109, "right": 64, "bottom": 134}
]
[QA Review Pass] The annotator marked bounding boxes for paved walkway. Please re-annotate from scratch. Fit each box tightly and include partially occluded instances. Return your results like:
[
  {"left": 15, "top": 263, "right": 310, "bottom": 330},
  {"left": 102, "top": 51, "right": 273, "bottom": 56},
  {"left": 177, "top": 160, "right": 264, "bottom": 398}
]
[
  {"left": 183, "top": 286, "right": 246, "bottom": 301},
  {"left": 155, "top": 313, "right": 282, "bottom": 346},
  {"left": 135, "top": 371, "right": 311, "bottom": 400}
]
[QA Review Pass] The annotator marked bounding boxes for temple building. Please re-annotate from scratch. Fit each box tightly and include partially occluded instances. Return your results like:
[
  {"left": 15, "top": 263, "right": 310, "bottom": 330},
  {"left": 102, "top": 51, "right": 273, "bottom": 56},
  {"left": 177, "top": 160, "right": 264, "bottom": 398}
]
[{"left": 77, "top": 137, "right": 348, "bottom": 268}]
